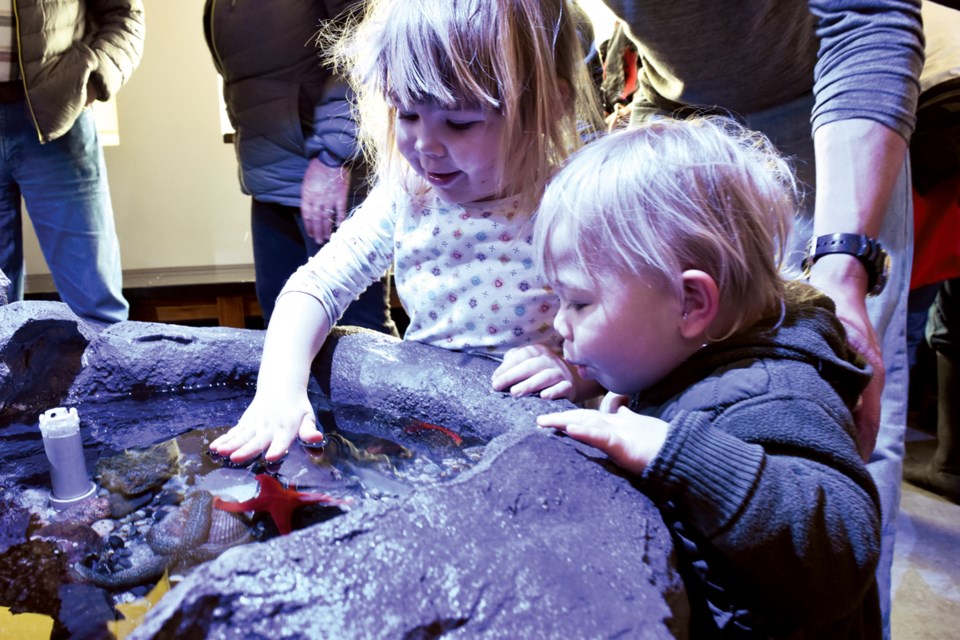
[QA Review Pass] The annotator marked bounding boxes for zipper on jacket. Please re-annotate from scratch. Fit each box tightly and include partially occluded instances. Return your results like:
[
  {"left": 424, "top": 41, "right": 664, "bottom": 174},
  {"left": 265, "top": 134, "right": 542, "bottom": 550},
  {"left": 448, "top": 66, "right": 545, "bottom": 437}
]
[
  {"left": 208, "top": 0, "right": 250, "bottom": 194},
  {"left": 11, "top": 0, "right": 45, "bottom": 143},
  {"left": 208, "top": 0, "right": 226, "bottom": 72}
]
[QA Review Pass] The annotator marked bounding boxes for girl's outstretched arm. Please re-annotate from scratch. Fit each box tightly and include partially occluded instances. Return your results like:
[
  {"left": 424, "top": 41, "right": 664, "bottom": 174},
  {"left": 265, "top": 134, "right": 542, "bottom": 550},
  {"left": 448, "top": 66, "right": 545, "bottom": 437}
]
[{"left": 210, "top": 292, "right": 332, "bottom": 463}]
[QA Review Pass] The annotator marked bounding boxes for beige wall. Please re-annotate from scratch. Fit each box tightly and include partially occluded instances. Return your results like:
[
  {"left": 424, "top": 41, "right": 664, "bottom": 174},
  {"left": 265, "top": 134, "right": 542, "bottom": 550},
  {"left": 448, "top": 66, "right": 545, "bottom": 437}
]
[{"left": 23, "top": 0, "right": 252, "bottom": 277}]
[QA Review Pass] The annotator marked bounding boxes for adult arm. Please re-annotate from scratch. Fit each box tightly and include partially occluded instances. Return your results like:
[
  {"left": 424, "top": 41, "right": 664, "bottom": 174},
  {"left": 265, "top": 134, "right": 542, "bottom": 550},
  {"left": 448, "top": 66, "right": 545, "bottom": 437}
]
[
  {"left": 301, "top": 0, "right": 367, "bottom": 241},
  {"left": 86, "top": 0, "right": 146, "bottom": 101},
  {"left": 807, "top": 121, "right": 908, "bottom": 457},
  {"left": 302, "top": 74, "right": 363, "bottom": 242},
  {"left": 806, "top": 0, "right": 924, "bottom": 455}
]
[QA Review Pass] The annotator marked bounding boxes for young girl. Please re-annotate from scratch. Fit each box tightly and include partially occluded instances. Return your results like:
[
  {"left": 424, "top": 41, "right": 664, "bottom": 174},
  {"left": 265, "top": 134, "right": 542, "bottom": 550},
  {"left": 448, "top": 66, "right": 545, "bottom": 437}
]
[
  {"left": 211, "top": 0, "right": 602, "bottom": 463},
  {"left": 534, "top": 119, "right": 883, "bottom": 637}
]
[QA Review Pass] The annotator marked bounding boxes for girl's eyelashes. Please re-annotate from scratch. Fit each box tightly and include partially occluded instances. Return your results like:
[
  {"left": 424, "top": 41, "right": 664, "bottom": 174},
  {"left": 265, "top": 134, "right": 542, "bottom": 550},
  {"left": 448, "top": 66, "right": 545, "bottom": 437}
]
[{"left": 447, "top": 120, "right": 478, "bottom": 131}]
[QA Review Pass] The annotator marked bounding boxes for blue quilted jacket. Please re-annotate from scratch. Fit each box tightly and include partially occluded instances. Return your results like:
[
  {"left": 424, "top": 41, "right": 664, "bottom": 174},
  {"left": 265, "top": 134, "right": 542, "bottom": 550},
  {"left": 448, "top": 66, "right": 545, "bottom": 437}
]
[{"left": 203, "top": 0, "right": 366, "bottom": 206}]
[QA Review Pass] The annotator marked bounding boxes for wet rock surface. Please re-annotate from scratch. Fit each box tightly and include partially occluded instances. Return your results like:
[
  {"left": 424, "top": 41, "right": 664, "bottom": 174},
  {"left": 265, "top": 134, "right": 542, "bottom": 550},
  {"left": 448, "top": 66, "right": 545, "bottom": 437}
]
[
  {"left": 0, "top": 301, "right": 689, "bottom": 638},
  {"left": 95, "top": 440, "right": 182, "bottom": 497}
]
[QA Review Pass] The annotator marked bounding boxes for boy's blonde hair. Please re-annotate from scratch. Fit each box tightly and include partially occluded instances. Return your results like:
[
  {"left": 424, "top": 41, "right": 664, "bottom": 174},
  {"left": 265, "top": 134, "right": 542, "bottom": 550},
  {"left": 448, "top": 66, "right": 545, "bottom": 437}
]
[
  {"left": 329, "top": 0, "right": 599, "bottom": 210},
  {"left": 535, "top": 117, "right": 797, "bottom": 338}
]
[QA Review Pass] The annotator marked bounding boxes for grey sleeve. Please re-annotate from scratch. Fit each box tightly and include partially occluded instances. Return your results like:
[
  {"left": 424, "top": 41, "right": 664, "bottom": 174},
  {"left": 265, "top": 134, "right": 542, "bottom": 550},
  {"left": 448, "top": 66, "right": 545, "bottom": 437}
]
[{"left": 809, "top": 0, "right": 925, "bottom": 140}]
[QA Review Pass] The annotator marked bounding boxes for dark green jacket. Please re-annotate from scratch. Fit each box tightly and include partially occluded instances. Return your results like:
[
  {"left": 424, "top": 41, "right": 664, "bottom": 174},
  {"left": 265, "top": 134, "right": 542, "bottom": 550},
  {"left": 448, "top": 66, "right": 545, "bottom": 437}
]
[{"left": 13, "top": 0, "right": 145, "bottom": 142}]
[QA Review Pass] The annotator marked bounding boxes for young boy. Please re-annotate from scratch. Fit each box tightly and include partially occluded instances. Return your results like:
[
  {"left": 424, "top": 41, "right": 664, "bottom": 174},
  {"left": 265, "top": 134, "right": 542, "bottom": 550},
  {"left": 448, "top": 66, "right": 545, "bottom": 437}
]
[{"left": 532, "top": 119, "right": 882, "bottom": 638}]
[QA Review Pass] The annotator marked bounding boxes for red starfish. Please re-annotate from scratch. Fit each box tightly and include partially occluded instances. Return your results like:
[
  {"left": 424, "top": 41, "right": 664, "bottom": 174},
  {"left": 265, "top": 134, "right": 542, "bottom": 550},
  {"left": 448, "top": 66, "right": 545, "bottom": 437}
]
[{"left": 212, "top": 473, "right": 349, "bottom": 535}]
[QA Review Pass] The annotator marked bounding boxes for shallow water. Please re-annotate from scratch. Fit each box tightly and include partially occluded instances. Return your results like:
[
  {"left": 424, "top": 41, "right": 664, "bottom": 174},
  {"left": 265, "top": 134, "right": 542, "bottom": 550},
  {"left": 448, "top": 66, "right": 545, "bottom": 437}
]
[{"left": 0, "top": 386, "right": 478, "bottom": 637}]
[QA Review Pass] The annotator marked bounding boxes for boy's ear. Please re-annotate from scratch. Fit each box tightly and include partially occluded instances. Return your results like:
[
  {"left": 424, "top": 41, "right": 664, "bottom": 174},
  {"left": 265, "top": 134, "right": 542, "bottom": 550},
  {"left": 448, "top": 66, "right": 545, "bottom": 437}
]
[{"left": 679, "top": 270, "right": 720, "bottom": 340}]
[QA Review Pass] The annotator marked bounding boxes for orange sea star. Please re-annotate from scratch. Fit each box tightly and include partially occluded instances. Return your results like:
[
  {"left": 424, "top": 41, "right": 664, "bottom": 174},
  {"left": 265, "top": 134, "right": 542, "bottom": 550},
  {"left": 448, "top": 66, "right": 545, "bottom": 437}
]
[{"left": 212, "top": 473, "right": 349, "bottom": 535}]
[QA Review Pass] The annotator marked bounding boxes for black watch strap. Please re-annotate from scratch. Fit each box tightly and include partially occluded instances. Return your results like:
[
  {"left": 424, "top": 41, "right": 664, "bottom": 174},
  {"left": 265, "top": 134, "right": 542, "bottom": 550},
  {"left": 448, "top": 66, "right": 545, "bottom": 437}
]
[{"left": 801, "top": 233, "right": 890, "bottom": 296}]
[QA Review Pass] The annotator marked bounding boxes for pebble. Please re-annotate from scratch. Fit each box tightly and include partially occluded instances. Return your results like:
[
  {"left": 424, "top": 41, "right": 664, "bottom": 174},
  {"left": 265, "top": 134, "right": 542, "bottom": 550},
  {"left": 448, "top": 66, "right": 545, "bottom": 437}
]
[
  {"left": 156, "top": 490, "right": 181, "bottom": 507},
  {"left": 91, "top": 519, "right": 116, "bottom": 537}
]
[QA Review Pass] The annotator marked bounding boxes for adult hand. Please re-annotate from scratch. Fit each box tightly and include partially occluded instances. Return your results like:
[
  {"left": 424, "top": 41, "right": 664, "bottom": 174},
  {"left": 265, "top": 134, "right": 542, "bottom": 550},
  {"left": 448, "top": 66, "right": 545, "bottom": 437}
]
[
  {"left": 301, "top": 158, "right": 351, "bottom": 244},
  {"left": 537, "top": 406, "right": 669, "bottom": 475},
  {"left": 808, "top": 257, "right": 883, "bottom": 461}
]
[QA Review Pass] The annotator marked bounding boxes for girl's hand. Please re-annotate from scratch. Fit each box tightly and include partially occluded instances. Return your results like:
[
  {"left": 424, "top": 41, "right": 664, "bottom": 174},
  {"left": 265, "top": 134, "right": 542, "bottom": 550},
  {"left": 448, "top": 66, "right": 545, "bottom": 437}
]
[
  {"left": 209, "top": 387, "right": 325, "bottom": 463},
  {"left": 492, "top": 344, "right": 575, "bottom": 399},
  {"left": 537, "top": 406, "right": 669, "bottom": 475},
  {"left": 492, "top": 344, "right": 602, "bottom": 402}
]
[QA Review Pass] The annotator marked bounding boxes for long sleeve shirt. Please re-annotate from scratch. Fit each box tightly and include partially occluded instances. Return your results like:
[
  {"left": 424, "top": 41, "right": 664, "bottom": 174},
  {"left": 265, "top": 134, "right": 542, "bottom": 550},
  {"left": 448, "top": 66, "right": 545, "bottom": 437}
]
[{"left": 281, "top": 182, "right": 563, "bottom": 356}]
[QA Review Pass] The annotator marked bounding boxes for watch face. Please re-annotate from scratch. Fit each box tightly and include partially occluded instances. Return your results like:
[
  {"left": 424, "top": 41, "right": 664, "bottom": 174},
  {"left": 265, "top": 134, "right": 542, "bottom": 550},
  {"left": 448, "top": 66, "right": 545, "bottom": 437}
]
[{"left": 871, "top": 251, "right": 891, "bottom": 297}]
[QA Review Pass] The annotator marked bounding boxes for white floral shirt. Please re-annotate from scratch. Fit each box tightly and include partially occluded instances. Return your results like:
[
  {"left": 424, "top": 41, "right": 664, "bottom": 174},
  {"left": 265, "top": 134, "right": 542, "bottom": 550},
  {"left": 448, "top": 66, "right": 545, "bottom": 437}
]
[{"left": 281, "top": 181, "right": 562, "bottom": 356}]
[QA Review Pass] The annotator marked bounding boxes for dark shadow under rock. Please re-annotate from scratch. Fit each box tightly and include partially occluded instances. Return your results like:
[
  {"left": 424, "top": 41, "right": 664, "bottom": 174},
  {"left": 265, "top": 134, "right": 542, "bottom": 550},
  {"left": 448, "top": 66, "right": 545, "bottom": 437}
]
[
  {"left": 314, "top": 327, "right": 564, "bottom": 444},
  {"left": 0, "top": 302, "right": 93, "bottom": 422}
]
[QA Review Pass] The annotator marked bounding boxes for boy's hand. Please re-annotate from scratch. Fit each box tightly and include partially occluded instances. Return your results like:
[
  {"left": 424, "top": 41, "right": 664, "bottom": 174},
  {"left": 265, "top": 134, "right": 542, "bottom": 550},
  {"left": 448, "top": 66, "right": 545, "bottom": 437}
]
[
  {"left": 209, "top": 388, "right": 325, "bottom": 463},
  {"left": 598, "top": 392, "right": 630, "bottom": 414},
  {"left": 537, "top": 406, "right": 669, "bottom": 475}
]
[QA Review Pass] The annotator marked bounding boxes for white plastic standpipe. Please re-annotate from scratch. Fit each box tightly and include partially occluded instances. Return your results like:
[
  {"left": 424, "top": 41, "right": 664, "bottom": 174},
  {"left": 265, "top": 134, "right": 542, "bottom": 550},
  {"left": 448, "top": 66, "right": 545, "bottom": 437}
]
[{"left": 38, "top": 407, "right": 97, "bottom": 509}]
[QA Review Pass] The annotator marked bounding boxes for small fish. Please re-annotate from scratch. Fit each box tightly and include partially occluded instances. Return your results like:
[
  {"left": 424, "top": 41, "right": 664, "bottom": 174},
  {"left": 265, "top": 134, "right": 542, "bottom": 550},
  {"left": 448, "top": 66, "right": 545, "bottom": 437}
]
[{"left": 403, "top": 419, "right": 463, "bottom": 446}]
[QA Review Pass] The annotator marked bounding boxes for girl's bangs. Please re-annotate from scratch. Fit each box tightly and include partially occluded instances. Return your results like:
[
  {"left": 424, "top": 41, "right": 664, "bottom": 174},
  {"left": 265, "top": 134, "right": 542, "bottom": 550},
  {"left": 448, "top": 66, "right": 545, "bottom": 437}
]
[{"left": 379, "top": 14, "right": 499, "bottom": 110}]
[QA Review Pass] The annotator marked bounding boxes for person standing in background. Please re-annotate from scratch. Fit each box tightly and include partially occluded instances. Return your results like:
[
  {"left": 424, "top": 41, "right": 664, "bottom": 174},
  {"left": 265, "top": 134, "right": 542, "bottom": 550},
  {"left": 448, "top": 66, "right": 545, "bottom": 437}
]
[
  {"left": 594, "top": 2, "right": 923, "bottom": 637},
  {"left": 0, "top": 0, "right": 145, "bottom": 325},
  {"left": 204, "top": 0, "right": 394, "bottom": 331}
]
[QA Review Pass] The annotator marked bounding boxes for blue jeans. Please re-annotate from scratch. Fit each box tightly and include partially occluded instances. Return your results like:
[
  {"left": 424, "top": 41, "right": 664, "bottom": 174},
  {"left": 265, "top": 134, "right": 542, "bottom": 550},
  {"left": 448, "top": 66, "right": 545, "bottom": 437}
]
[
  {"left": 250, "top": 198, "right": 395, "bottom": 334},
  {"left": 746, "top": 93, "right": 912, "bottom": 640},
  {"left": 0, "top": 102, "right": 128, "bottom": 323}
]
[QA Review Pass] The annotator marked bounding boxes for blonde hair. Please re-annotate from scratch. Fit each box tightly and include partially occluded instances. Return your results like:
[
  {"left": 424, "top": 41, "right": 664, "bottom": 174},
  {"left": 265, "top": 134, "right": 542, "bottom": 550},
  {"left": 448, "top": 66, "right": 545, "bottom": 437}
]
[
  {"left": 328, "top": 0, "right": 600, "bottom": 210},
  {"left": 535, "top": 117, "right": 797, "bottom": 338}
]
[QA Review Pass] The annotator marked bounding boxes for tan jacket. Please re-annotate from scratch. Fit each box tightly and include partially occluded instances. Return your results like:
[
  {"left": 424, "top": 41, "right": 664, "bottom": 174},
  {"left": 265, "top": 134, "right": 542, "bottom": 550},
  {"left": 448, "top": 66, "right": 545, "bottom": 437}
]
[{"left": 13, "top": 0, "right": 144, "bottom": 142}]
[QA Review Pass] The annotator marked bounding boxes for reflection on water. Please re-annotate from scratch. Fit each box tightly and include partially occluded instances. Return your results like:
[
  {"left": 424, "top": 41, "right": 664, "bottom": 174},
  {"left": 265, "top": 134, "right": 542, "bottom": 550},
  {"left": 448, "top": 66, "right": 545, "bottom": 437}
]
[{"left": 0, "top": 386, "right": 481, "bottom": 637}]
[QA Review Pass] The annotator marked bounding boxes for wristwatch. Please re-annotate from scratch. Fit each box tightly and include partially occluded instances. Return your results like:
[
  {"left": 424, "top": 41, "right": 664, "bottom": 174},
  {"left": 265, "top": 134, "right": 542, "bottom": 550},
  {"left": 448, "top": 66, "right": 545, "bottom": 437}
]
[{"left": 801, "top": 233, "right": 890, "bottom": 297}]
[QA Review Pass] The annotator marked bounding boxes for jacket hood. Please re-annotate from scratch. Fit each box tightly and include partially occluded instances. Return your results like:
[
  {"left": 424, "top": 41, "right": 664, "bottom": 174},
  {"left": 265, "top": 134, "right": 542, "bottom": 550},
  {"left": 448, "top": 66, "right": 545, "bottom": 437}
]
[{"left": 638, "top": 281, "right": 872, "bottom": 413}]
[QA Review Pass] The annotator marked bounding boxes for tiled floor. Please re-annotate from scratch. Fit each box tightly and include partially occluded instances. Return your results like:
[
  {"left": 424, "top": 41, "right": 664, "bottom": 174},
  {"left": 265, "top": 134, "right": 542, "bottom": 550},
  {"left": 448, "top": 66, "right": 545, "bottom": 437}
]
[{"left": 891, "top": 431, "right": 960, "bottom": 639}]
